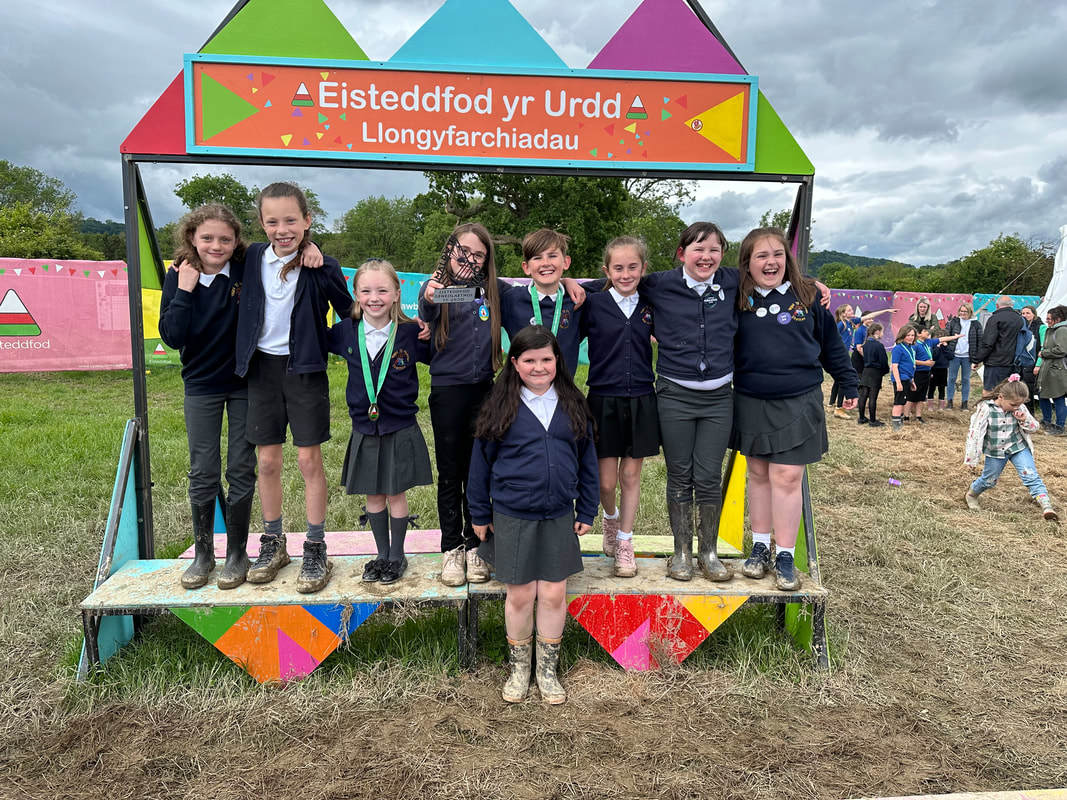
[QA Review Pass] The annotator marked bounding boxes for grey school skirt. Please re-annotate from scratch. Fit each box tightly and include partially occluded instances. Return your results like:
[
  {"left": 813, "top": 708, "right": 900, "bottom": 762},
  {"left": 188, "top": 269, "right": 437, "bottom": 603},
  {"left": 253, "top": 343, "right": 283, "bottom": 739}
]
[
  {"left": 341, "top": 423, "right": 433, "bottom": 495},
  {"left": 477, "top": 511, "right": 584, "bottom": 585},
  {"left": 729, "top": 385, "right": 828, "bottom": 466}
]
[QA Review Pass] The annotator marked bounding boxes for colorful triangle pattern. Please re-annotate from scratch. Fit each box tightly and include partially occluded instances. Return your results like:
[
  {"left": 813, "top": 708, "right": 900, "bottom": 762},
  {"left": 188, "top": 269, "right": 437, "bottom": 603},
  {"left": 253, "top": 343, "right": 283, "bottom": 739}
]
[
  {"left": 568, "top": 592, "right": 747, "bottom": 670},
  {"left": 200, "top": 73, "right": 262, "bottom": 141},
  {"left": 170, "top": 601, "right": 379, "bottom": 683},
  {"left": 201, "top": 0, "right": 367, "bottom": 60},
  {"left": 0, "top": 289, "right": 42, "bottom": 336}
]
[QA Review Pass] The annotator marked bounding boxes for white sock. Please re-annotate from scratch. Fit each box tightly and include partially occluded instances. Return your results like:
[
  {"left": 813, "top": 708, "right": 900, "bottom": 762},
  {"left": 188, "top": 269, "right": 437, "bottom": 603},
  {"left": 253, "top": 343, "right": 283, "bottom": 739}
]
[
  {"left": 616, "top": 531, "right": 633, "bottom": 540},
  {"left": 752, "top": 532, "right": 771, "bottom": 548},
  {"left": 603, "top": 508, "right": 619, "bottom": 520},
  {"left": 778, "top": 544, "right": 796, "bottom": 557}
]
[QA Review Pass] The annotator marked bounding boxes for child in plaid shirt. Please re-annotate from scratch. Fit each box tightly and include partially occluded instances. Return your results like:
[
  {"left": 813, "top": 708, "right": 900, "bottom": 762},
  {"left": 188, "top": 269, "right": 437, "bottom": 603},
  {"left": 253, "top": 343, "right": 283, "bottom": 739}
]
[{"left": 964, "top": 373, "right": 1057, "bottom": 520}]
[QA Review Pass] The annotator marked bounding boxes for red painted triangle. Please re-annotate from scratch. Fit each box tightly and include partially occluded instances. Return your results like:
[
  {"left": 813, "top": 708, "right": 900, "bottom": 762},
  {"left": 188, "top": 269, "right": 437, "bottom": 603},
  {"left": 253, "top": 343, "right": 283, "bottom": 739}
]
[
  {"left": 675, "top": 95, "right": 687, "bottom": 109},
  {"left": 28, "top": 267, "right": 35, "bottom": 274},
  {"left": 111, "top": 269, "right": 119, "bottom": 276},
  {"left": 642, "top": 150, "right": 648, "bottom": 158},
  {"left": 334, "top": 136, "right": 343, "bottom": 144},
  {"left": 604, "top": 124, "right": 615, "bottom": 135},
  {"left": 121, "top": 72, "right": 186, "bottom": 155},
  {"left": 261, "top": 72, "right": 276, "bottom": 86}
]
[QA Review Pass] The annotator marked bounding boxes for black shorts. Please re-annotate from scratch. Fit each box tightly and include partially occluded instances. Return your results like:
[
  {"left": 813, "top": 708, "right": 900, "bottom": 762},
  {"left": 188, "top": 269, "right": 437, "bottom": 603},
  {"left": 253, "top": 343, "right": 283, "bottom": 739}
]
[
  {"left": 908, "top": 372, "right": 930, "bottom": 403},
  {"left": 587, "top": 392, "right": 660, "bottom": 459},
  {"left": 893, "top": 379, "right": 913, "bottom": 406},
  {"left": 246, "top": 352, "right": 331, "bottom": 447}
]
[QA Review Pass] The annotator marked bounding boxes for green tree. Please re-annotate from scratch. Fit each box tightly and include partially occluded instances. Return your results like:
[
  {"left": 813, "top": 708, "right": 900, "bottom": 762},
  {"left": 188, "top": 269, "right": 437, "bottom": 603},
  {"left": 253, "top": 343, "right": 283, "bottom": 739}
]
[
  {"left": 0, "top": 203, "right": 103, "bottom": 260},
  {"left": 818, "top": 261, "right": 860, "bottom": 288},
  {"left": 174, "top": 174, "right": 328, "bottom": 240},
  {"left": 0, "top": 161, "right": 77, "bottom": 216},
  {"left": 759, "top": 208, "right": 793, "bottom": 231},
  {"left": 938, "top": 234, "right": 1053, "bottom": 295},
  {"left": 332, "top": 196, "right": 416, "bottom": 270}
]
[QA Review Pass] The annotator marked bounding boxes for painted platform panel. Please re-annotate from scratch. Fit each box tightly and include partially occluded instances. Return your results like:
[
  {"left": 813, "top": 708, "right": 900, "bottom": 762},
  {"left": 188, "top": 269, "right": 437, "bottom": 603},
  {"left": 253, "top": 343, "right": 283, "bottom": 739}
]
[
  {"left": 180, "top": 529, "right": 442, "bottom": 559},
  {"left": 82, "top": 554, "right": 467, "bottom": 610},
  {"left": 468, "top": 556, "right": 826, "bottom": 599}
]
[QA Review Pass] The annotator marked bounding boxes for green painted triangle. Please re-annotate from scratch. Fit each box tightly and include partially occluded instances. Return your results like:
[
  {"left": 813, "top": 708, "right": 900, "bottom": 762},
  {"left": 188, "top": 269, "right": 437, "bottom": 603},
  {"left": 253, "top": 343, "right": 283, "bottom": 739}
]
[
  {"left": 201, "top": 73, "right": 261, "bottom": 141},
  {"left": 42, "top": 265, "right": 49, "bottom": 271},
  {"left": 661, "top": 110, "right": 671, "bottom": 120},
  {"left": 171, "top": 605, "right": 250, "bottom": 644},
  {"left": 201, "top": 0, "right": 368, "bottom": 60},
  {"left": 590, "top": 148, "right": 598, "bottom": 156},
  {"left": 137, "top": 203, "right": 163, "bottom": 291},
  {"left": 753, "top": 91, "right": 813, "bottom": 175},
  {"left": 317, "top": 112, "right": 328, "bottom": 123}
]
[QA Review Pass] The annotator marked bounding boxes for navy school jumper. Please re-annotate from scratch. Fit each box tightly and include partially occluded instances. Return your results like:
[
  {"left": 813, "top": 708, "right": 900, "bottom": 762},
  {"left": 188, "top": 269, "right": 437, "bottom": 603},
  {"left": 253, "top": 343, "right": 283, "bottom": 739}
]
[
  {"left": 578, "top": 288, "right": 655, "bottom": 397},
  {"left": 500, "top": 285, "right": 584, "bottom": 377},
  {"left": 235, "top": 242, "right": 353, "bottom": 377},
  {"left": 325, "top": 318, "right": 430, "bottom": 436}
]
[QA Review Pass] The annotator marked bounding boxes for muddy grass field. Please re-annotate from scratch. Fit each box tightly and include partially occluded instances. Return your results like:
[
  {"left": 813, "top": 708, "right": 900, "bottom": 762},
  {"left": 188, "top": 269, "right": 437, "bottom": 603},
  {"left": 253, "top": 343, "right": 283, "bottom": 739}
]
[{"left": 1, "top": 372, "right": 1065, "bottom": 800}]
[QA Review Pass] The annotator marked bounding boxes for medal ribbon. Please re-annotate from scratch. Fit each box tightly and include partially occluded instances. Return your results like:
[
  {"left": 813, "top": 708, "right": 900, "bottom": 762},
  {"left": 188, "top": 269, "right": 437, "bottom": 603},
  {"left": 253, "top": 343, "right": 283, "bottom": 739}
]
[
  {"left": 358, "top": 320, "right": 397, "bottom": 419},
  {"left": 530, "top": 284, "right": 563, "bottom": 335}
]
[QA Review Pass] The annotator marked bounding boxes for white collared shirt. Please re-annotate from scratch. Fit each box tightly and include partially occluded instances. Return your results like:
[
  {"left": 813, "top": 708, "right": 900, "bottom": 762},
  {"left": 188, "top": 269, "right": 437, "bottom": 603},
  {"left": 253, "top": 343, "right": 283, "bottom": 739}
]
[
  {"left": 536, "top": 286, "right": 561, "bottom": 303},
  {"left": 363, "top": 320, "right": 392, "bottom": 359},
  {"left": 197, "top": 262, "right": 231, "bottom": 288},
  {"left": 609, "top": 286, "right": 639, "bottom": 318},
  {"left": 683, "top": 272, "right": 716, "bottom": 294},
  {"left": 753, "top": 280, "right": 792, "bottom": 298},
  {"left": 258, "top": 248, "right": 301, "bottom": 355},
  {"left": 521, "top": 385, "right": 558, "bottom": 430}
]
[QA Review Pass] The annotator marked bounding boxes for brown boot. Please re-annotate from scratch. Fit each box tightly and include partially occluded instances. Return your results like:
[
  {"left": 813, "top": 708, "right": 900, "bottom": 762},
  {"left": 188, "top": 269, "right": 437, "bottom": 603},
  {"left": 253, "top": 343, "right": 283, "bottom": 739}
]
[
  {"left": 501, "top": 635, "right": 533, "bottom": 703},
  {"left": 535, "top": 635, "right": 566, "bottom": 704},
  {"left": 666, "top": 500, "right": 693, "bottom": 581},
  {"left": 296, "top": 540, "right": 333, "bottom": 594},
  {"left": 696, "top": 503, "right": 731, "bottom": 582},
  {"left": 247, "top": 533, "right": 290, "bottom": 583}
]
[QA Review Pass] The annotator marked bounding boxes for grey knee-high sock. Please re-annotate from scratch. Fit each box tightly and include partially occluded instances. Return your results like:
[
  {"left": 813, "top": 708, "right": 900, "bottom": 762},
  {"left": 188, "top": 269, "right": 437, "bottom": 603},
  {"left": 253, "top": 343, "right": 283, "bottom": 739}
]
[
  {"left": 306, "top": 520, "right": 325, "bottom": 544},
  {"left": 389, "top": 515, "right": 409, "bottom": 562},
  {"left": 365, "top": 509, "right": 389, "bottom": 559}
]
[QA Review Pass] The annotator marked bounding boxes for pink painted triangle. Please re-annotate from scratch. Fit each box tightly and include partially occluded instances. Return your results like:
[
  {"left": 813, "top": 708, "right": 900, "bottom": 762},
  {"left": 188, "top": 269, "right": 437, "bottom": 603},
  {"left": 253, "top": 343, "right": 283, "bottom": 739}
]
[
  {"left": 610, "top": 618, "right": 652, "bottom": 671},
  {"left": 588, "top": 0, "right": 745, "bottom": 75},
  {"left": 276, "top": 628, "right": 320, "bottom": 681}
]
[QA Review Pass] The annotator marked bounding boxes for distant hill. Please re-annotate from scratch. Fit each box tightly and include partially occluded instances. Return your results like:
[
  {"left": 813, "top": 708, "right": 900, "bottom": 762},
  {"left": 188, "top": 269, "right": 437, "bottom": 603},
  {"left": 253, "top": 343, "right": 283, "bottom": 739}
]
[
  {"left": 807, "top": 250, "right": 915, "bottom": 274},
  {"left": 79, "top": 218, "right": 124, "bottom": 235}
]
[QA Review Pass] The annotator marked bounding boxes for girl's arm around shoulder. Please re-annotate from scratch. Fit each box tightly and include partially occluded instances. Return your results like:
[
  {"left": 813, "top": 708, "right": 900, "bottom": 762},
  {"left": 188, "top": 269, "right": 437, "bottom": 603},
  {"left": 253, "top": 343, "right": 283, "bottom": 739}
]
[
  {"left": 320, "top": 256, "right": 355, "bottom": 318},
  {"left": 400, "top": 319, "right": 433, "bottom": 364},
  {"left": 325, "top": 317, "right": 353, "bottom": 357},
  {"left": 574, "top": 422, "right": 601, "bottom": 527},
  {"left": 158, "top": 266, "right": 193, "bottom": 348}
]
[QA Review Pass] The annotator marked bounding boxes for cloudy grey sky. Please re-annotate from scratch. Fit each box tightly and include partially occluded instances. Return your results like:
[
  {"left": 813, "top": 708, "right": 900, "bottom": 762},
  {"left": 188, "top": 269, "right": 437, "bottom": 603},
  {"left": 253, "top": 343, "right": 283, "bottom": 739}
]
[{"left": 4, "top": 0, "right": 1066, "bottom": 264}]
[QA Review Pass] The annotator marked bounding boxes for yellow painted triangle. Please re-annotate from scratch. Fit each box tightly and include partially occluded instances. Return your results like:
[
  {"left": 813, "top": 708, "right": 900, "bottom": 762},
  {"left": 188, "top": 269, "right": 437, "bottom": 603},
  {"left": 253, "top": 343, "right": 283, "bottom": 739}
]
[
  {"left": 315, "top": 132, "right": 324, "bottom": 140},
  {"left": 679, "top": 595, "right": 748, "bottom": 634},
  {"left": 320, "top": 71, "right": 329, "bottom": 79},
  {"left": 624, "top": 122, "right": 637, "bottom": 134},
  {"left": 280, "top": 134, "right": 293, "bottom": 146},
  {"left": 251, "top": 87, "right": 258, "bottom": 94},
  {"left": 684, "top": 91, "right": 745, "bottom": 160},
  {"left": 719, "top": 453, "right": 746, "bottom": 552}
]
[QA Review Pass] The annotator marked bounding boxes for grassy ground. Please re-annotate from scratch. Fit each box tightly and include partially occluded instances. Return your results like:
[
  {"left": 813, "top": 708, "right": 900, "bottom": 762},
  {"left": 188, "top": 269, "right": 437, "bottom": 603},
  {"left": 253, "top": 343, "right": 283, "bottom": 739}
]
[{"left": 0, "top": 366, "right": 1065, "bottom": 799}]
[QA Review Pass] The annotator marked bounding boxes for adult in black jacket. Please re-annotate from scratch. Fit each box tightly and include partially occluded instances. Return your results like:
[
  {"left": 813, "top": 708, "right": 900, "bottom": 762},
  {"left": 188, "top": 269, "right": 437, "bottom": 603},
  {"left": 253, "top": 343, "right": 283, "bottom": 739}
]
[
  {"left": 973, "top": 296, "right": 1024, "bottom": 395},
  {"left": 944, "top": 304, "right": 982, "bottom": 409}
]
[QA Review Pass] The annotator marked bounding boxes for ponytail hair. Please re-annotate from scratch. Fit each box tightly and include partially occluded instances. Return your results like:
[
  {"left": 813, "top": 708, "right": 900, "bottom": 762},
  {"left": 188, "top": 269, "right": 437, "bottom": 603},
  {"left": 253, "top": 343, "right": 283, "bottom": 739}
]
[
  {"left": 991, "top": 374, "right": 1030, "bottom": 404},
  {"left": 256, "top": 182, "right": 311, "bottom": 282},
  {"left": 474, "top": 326, "right": 591, "bottom": 441}
]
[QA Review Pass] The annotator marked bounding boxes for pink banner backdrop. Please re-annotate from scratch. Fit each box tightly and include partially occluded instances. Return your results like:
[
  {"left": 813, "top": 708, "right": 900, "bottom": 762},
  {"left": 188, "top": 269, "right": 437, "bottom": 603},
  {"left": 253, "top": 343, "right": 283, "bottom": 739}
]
[
  {"left": 0, "top": 259, "right": 132, "bottom": 373},
  {"left": 892, "top": 291, "right": 973, "bottom": 334},
  {"left": 828, "top": 289, "right": 896, "bottom": 347}
]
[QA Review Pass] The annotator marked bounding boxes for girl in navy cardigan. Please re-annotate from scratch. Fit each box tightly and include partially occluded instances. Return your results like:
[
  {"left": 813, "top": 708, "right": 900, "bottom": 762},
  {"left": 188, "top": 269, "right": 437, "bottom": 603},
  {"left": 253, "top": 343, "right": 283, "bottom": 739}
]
[
  {"left": 236, "top": 182, "right": 353, "bottom": 594},
  {"left": 732, "top": 227, "right": 857, "bottom": 591},
  {"left": 468, "top": 326, "right": 598, "bottom": 705},
  {"left": 578, "top": 236, "right": 658, "bottom": 578},
  {"left": 328, "top": 260, "right": 432, "bottom": 585}
]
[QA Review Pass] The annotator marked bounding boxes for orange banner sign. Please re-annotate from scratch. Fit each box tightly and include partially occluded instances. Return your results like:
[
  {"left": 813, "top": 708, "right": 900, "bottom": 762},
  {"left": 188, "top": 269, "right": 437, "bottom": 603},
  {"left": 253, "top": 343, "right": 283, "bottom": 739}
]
[{"left": 185, "top": 56, "right": 757, "bottom": 171}]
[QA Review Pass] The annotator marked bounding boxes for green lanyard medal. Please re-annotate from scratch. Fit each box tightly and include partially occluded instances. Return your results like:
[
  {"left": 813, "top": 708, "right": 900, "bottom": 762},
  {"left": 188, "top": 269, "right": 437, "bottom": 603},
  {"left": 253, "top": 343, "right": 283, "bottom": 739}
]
[
  {"left": 530, "top": 284, "right": 563, "bottom": 335},
  {"left": 358, "top": 321, "right": 397, "bottom": 422}
]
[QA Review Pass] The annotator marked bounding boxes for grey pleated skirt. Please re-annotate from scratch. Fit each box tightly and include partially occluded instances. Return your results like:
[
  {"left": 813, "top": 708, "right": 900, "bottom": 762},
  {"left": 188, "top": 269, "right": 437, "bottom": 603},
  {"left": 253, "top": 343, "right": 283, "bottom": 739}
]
[
  {"left": 729, "top": 385, "right": 828, "bottom": 466},
  {"left": 477, "top": 511, "right": 584, "bottom": 585},
  {"left": 341, "top": 423, "right": 433, "bottom": 495}
]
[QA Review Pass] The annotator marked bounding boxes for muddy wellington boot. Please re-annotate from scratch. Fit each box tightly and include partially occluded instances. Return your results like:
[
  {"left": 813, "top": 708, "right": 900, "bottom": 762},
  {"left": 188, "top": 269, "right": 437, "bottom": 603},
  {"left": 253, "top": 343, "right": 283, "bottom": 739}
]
[
  {"left": 217, "top": 493, "right": 253, "bottom": 590},
  {"left": 247, "top": 533, "right": 290, "bottom": 583},
  {"left": 501, "top": 635, "right": 534, "bottom": 703},
  {"left": 696, "top": 503, "right": 731, "bottom": 582},
  {"left": 666, "top": 500, "right": 694, "bottom": 581},
  {"left": 181, "top": 501, "right": 217, "bottom": 589},
  {"left": 535, "top": 635, "right": 567, "bottom": 705}
]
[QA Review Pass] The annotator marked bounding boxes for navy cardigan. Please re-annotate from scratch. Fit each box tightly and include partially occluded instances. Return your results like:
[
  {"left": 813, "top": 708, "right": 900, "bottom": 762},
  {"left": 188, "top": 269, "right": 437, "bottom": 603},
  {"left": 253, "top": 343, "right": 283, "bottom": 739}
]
[
  {"left": 235, "top": 243, "right": 353, "bottom": 376},
  {"left": 468, "top": 407, "right": 599, "bottom": 526}
]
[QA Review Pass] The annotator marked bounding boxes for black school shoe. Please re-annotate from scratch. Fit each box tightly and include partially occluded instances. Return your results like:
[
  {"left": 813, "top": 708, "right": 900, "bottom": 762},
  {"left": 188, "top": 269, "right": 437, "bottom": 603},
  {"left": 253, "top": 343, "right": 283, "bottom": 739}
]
[
  {"left": 773, "top": 551, "right": 801, "bottom": 591},
  {"left": 379, "top": 556, "right": 408, "bottom": 585},
  {"left": 361, "top": 557, "right": 387, "bottom": 583},
  {"left": 868, "top": 419, "right": 886, "bottom": 428},
  {"left": 857, "top": 416, "right": 869, "bottom": 425}
]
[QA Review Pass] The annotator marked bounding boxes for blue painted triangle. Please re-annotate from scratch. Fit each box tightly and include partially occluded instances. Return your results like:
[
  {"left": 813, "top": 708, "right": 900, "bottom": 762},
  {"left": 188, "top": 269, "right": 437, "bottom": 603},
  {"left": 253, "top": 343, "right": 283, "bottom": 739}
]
[
  {"left": 303, "top": 602, "right": 379, "bottom": 639},
  {"left": 389, "top": 0, "right": 566, "bottom": 68}
]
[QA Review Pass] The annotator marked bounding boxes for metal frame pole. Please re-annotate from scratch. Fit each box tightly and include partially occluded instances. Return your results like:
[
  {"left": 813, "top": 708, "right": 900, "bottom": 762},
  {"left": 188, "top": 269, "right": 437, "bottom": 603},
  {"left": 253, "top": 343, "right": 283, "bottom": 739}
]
[{"left": 121, "top": 157, "right": 154, "bottom": 558}]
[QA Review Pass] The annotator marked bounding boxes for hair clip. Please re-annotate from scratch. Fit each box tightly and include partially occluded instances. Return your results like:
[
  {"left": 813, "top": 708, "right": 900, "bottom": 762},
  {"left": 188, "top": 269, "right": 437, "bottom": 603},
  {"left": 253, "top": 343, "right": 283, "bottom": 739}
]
[{"left": 1007, "top": 374, "right": 1021, "bottom": 382}]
